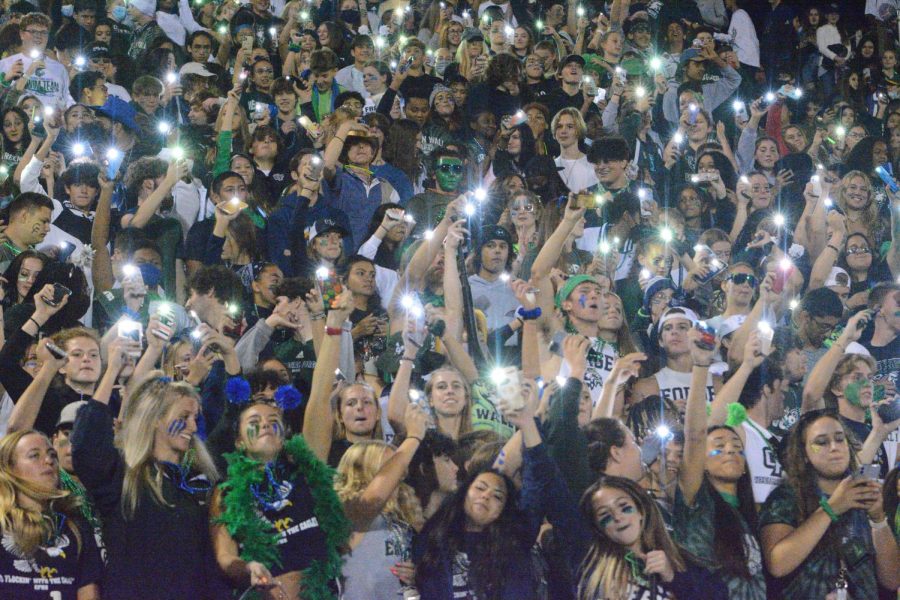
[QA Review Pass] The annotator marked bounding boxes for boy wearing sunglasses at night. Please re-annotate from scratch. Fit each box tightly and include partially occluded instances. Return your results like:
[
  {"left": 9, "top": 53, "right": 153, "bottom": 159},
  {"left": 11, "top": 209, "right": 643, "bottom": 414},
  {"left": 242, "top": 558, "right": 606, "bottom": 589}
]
[{"left": 406, "top": 147, "right": 465, "bottom": 233}]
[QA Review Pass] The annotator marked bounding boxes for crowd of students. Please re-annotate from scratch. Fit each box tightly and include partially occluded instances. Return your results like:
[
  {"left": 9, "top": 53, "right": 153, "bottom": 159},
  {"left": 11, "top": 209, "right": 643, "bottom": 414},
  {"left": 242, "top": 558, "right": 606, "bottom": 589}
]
[{"left": 0, "top": 0, "right": 897, "bottom": 598}]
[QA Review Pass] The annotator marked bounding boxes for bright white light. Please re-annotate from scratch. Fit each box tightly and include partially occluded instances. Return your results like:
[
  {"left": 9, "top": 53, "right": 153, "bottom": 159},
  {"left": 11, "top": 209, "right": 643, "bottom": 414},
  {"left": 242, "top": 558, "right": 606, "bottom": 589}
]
[
  {"left": 375, "top": 36, "right": 385, "bottom": 48},
  {"left": 655, "top": 424, "right": 671, "bottom": 439},
  {"left": 43, "top": 106, "right": 54, "bottom": 117},
  {"left": 824, "top": 197, "right": 834, "bottom": 208},
  {"left": 635, "top": 86, "right": 646, "bottom": 98},
  {"left": 474, "top": 187, "right": 487, "bottom": 202},
  {"left": 74, "top": 55, "right": 86, "bottom": 67},
  {"left": 464, "top": 202, "right": 476, "bottom": 216},
  {"left": 637, "top": 188, "right": 648, "bottom": 200},
  {"left": 773, "top": 213, "right": 785, "bottom": 227},
  {"left": 764, "top": 92, "right": 776, "bottom": 102},
  {"left": 779, "top": 257, "right": 792, "bottom": 271},
  {"left": 555, "top": 375, "right": 567, "bottom": 386},
  {"left": 811, "top": 175, "right": 819, "bottom": 183},
  {"left": 649, "top": 56, "right": 662, "bottom": 71},
  {"left": 310, "top": 155, "right": 322, "bottom": 165},
  {"left": 122, "top": 264, "right": 138, "bottom": 277},
  {"left": 673, "top": 131, "right": 684, "bottom": 145},
  {"left": 299, "top": 11, "right": 309, "bottom": 20},
  {"left": 72, "top": 142, "right": 85, "bottom": 156},
  {"left": 613, "top": 237, "right": 620, "bottom": 245},
  {"left": 490, "top": 368, "right": 506, "bottom": 385},
  {"left": 757, "top": 320, "right": 773, "bottom": 335},
  {"left": 158, "top": 302, "right": 172, "bottom": 315},
  {"left": 598, "top": 240, "right": 611, "bottom": 254},
  {"left": 268, "top": 26, "right": 277, "bottom": 36},
  {"left": 788, "top": 298, "right": 799, "bottom": 310},
  {"left": 659, "top": 227, "right": 673, "bottom": 242},
  {"left": 835, "top": 125, "right": 846, "bottom": 137},
  {"left": 640, "top": 268, "right": 651, "bottom": 279},
  {"left": 739, "top": 175, "right": 749, "bottom": 184},
  {"left": 499, "top": 272, "right": 511, "bottom": 282},
  {"left": 106, "top": 147, "right": 120, "bottom": 161},
  {"left": 171, "top": 147, "right": 184, "bottom": 160},
  {"left": 694, "top": 244, "right": 705, "bottom": 253},
  {"left": 315, "top": 266, "right": 329, "bottom": 279},
  {"left": 165, "top": 72, "right": 177, "bottom": 84},
  {"left": 688, "top": 102, "right": 698, "bottom": 112},
  {"left": 504, "top": 24, "right": 514, "bottom": 36},
  {"left": 409, "top": 389, "right": 421, "bottom": 400},
  {"left": 732, "top": 100, "right": 745, "bottom": 112},
  {"left": 576, "top": 5, "right": 585, "bottom": 16},
  {"left": 401, "top": 295, "right": 414, "bottom": 310},
  {"left": 424, "top": 229, "right": 434, "bottom": 240},
  {"left": 410, "top": 305, "right": 423, "bottom": 318},
  {"left": 793, "top": 88, "right": 803, "bottom": 99},
  {"left": 229, "top": 196, "right": 241, "bottom": 206},
  {"left": 190, "top": 328, "right": 203, "bottom": 340},
  {"left": 157, "top": 121, "right": 171, "bottom": 134},
  {"left": 29, "top": 50, "right": 40, "bottom": 59}
]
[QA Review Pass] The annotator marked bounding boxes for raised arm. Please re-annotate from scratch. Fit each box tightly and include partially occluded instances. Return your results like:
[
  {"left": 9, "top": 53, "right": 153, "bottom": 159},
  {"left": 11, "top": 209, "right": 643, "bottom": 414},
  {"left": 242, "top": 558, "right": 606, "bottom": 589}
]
[
  {"left": 123, "top": 158, "right": 189, "bottom": 229},
  {"left": 709, "top": 331, "right": 764, "bottom": 426},
  {"left": 887, "top": 188, "right": 900, "bottom": 278},
  {"left": 91, "top": 173, "right": 116, "bottom": 292},
  {"left": 593, "top": 352, "right": 645, "bottom": 420},
  {"left": 7, "top": 338, "right": 67, "bottom": 432},
  {"left": 342, "top": 404, "right": 427, "bottom": 529},
  {"left": 530, "top": 196, "right": 585, "bottom": 280},
  {"left": 801, "top": 310, "right": 872, "bottom": 413},
  {"left": 678, "top": 329, "right": 717, "bottom": 507},
  {"left": 807, "top": 211, "right": 845, "bottom": 290},
  {"left": 302, "top": 289, "right": 354, "bottom": 462},
  {"left": 387, "top": 316, "right": 416, "bottom": 434}
]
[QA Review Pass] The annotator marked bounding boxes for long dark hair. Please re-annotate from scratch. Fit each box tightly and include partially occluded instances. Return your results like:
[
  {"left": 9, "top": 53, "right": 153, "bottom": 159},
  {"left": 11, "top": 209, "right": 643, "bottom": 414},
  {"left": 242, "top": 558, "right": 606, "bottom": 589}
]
[
  {"left": 415, "top": 468, "right": 531, "bottom": 600},
  {"left": 704, "top": 425, "right": 759, "bottom": 581},
  {"left": 408, "top": 429, "right": 458, "bottom": 511},
  {"left": 382, "top": 119, "right": 421, "bottom": 184},
  {"left": 1, "top": 250, "right": 47, "bottom": 308},
  {"left": 365, "top": 203, "right": 406, "bottom": 271},
  {"left": 0, "top": 106, "right": 31, "bottom": 156}
]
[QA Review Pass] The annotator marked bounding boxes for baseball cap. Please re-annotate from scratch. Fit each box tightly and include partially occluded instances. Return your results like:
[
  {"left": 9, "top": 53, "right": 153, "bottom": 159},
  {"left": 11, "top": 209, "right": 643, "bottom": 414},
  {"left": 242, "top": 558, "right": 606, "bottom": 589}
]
[
  {"left": 824, "top": 266, "right": 850, "bottom": 288},
  {"left": 179, "top": 62, "right": 216, "bottom": 78},
  {"left": 88, "top": 43, "right": 110, "bottom": 60},
  {"left": 57, "top": 400, "right": 88, "bottom": 429},
  {"left": 95, "top": 96, "right": 140, "bottom": 133},
  {"left": 658, "top": 306, "right": 699, "bottom": 328},
  {"left": 560, "top": 54, "right": 586, "bottom": 68},
  {"left": 679, "top": 48, "right": 706, "bottom": 66},
  {"left": 717, "top": 315, "right": 746, "bottom": 339},
  {"left": 304, "top": 217, "right": 348, "bottom": 241}
]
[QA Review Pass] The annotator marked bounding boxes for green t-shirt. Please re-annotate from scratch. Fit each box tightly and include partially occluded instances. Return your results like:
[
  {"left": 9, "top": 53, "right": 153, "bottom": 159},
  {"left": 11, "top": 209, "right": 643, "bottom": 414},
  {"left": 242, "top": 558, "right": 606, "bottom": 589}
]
[
  {"left": 759, "top": 483, "right": 877, "bottom": 599},
  {"left": 470, "top": 379, "right": 515, "bottom": 440},
  {"left": 674, "top": 480, "right": 766, "bottom": 600},
  {"left": 272, "top": 337, "right": 317, "bottom": 391}
]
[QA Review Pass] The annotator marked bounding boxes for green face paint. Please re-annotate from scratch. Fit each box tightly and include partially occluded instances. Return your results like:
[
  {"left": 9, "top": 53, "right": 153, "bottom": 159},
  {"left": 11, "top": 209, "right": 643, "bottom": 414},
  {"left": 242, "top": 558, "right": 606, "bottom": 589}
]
[
  {"left": 844, "top": 379, "right": 872, "bottom": 407},
  {"left": 434, "top": 157, "right": 463, "bottom": 192},
  {"left": 246, "top": 422, "right": 260, "bottom": 442}
]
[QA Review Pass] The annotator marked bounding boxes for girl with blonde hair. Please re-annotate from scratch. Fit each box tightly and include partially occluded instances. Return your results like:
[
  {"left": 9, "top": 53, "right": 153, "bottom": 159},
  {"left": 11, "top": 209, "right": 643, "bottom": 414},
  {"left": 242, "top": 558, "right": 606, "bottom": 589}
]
[
  {"left": 0, "top": 429, "right": 102, "bottom": 599},
  {"left": 837, "top": 170, "right": 887, "bottom": 251},
  {"left": 456, "top": 36, "right": 488, "bottom": 82},
  {"left": 71, "top": 351, "right": 226, "bottom": 599},
  {"left": 335, "top": 404, "right": 428, "bottom": 599}
]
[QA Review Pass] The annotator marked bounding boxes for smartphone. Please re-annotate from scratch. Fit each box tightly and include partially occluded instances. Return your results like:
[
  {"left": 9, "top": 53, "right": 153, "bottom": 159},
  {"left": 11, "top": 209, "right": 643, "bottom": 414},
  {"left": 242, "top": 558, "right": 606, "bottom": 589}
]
[
  {"left": 57, "top": 241, "right": 76, "bottom": 263},
  {"left": 576, "top": 191, "right": 605, "bottom": 209},
  {"left": 692, "top": 38, "right": 703, "bottom": 48},
  {"left": 696, "top": 257, "right": 727, "bottom": 284},
  {"left": 695, "top": 321, "right": 717, "bottom": 350},
  {"left": 315, "top": 269, "right": 343, "bottom": 309},
  {"left": 44, "top": 283, "right": 71, "bottom": 307},
  {"left": 874, "top": 165, "right": 899, "bottom": 193},
  {"left": 853, "top": 464, "right": 880, "bottom": 481},
  {"left": 106, "top": 149, "right": 124, "bottom": 180},
  {"left": 241, "top": 36, "right": 253, "bottom": 52},
  {"left": 155, "top": 306, "right": 176, "bottom": 339},
  {"left": 118, "top": 319, "right": 144, "bottom": 357},
  {"left": 876, "top": 395, "right": 900, "bottom": 424},
  {"left": 46, "top": 341, "right": 67, "bottom": 360},
  {"left": 773, "top": 265, "right": 791, "bottom": 293},
  {"left": 733, "top": 101, "right": 749, "bottom": 122},
  {"left": 757, "top": 321, "right": 774, "bottom": 355},
  {"left": 308, "top": 155, "right": 324, "bottom": 180},
  {"left": 31, "top": 107, "right": 46, "bottom": 138},
  {"left": 398, "top": 55, "right": 415, "bottom": 74},
  {"left": 810, "top": 174, "right": 823, "bottom": 198},
  {"left": 505, "top": 110, "right": 527, "bottom": 127},
  {"left": 690, "top": 172, "right": 714, "bottom": 183},
  {"left": 222, "top": 197, "right": 248, "bottom": 214},
  {"left": 581, "top": 76, "right": 598, "bottom": 97},
  {"left": 492, "top": 367, "right": 525, "bottom": 412}
]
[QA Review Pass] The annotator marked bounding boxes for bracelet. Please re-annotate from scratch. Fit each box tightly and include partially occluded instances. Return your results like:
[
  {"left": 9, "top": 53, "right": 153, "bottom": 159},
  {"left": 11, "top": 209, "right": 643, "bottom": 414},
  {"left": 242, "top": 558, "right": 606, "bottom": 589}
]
[
  {"left": 819, "top": 497, "right": 839, "bottom": 522},
  {"left": 407, "top": 435, "right": 423, "bottom": 443},
  {"left": 826, "top": 244, "right": 841, "bottom": 253},
  {"left": 869, "top": 517, "right": 888, "bottom": 530},
  {"left": 517, "top": 306, "right": 542, "bottom": 320},
  {"left": 325, "top": 326, "right": 342, "bottom": 336},
  {"left": 334, "top": 136, "right": 345, "bottom": 143},
  {"left": 310, "top": 312, "right": 325, "bottom": 320},
  {"left": 27, "top": 317, "right": 42, "bottom": 330},
  {"left": 692, "top": 362, "right": 711, "bottom": 368},
  {"left": 399, "top": 357, "right": 415, "bottom": 364}
]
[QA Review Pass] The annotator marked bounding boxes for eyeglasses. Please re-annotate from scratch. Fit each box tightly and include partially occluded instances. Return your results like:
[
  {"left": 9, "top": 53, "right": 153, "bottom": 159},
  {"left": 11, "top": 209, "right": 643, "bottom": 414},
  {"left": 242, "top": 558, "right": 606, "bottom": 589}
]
[
  {"left": 510, "top": 203, "right": 535, "bottom": 213},
  {"left": 650, "top": 292, "right": 673, "bottom": 306},
  {"left": 24, "top": 29, "right": 49, "bottom": 37},
  {"left": 846, "top": 245, "right": 871, "bottom": 254},
  {"left": 810, "top": 317, "right": 838, "bottom": 332},
  {"left": 728, "top": 273, "right": 757, "bottom": 287},
  {"left": 437, "top": 163, "right": 462, "bottom": 174}
]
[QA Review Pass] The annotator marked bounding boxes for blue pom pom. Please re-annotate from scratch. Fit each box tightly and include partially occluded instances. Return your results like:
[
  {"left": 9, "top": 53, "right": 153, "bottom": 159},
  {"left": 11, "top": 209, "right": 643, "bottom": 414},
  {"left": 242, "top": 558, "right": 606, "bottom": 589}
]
[
  {"left": 275, "top": 385, "right": 303, "bottom": 411},
  {"left": 225, "top": 377, "right": 252, "bottom": 406}
]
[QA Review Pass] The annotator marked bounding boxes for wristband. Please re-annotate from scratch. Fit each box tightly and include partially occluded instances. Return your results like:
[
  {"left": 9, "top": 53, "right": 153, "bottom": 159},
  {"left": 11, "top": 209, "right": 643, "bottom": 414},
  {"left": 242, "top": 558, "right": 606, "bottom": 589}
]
[
  {"left": 819, "top": 498, "right": 839, "bottom": 522},
  {"left": 869, "top": 517, "right": 887, "bottom": 530},
  {"left": 517, "top": 306, "right": 542, "bottom": 320},
  {"left": 325, "top": 326, "right": 342, "bottom": 336},
  {"left": 334, "top": 136, "right": 346, "bottom": 143},
  {"left": 399, "top": 357, "right": 415, "bottom": 365},
  {"left": 27, "top": 317, "right": 42, "bottom": 330},
  {"left": 407, "top": 435, "right": 423, "bottom": 443},
  {"left": 310, "top": 312, "right": 326, "bottom": 320},
  {"left": 692, "top": 362, "right": 711, "bottom": 368},
  {"left": 827, "top": 244, "right": 840, "bottom": 253}
]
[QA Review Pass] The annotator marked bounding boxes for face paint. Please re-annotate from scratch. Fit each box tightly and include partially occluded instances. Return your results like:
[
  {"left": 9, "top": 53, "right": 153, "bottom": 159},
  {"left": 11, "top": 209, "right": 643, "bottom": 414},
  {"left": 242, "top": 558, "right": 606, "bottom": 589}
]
[
  {"left": 579, "top": 294, "right": 587, "bottom": 308},
  {"left": 708, "top": 449, "right": 722, "bottom": 456},
  {"left": 167, "top": 418, "right": 186, "bottom": 437},
  {"left": 844, "top": 379, "right": 872, "bottom": 407},
  {"left": 246, "top": 422, "right": 260, "bottom": 441},
  {"left": 434, "top": 157, "right": 463, "bottom": 192},
  {"left": 271, "top": 421, "right": 284, "bottom": 439},
  {"left": 809, "top": 444, "right": 822, "bottom": 454}
]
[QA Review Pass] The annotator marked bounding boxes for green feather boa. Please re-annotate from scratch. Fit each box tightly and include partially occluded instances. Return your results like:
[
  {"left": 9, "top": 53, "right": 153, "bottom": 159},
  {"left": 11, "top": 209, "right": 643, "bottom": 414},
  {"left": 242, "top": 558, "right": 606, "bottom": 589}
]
[{"left": 217, "top": 435, "right": 350, "bottom": 600}]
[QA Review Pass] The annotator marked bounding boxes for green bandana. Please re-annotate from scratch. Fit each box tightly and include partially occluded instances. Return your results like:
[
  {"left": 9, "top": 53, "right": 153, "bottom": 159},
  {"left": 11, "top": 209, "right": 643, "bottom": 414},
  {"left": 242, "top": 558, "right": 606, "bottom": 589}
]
[
  {"left": 555, "top": 274, "right": 599, "bottom": 309},
  {"left": 718, "top": 491, "right": 739, "bottom": 508}
]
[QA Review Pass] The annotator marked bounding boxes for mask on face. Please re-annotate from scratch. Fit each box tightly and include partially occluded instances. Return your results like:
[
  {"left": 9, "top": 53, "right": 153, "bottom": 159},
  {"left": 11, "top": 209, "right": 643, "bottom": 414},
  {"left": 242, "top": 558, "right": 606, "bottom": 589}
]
[
  {"left": 111, "top": 5, "right": 128, "bottom": 24},
  {"left": 138, "top": 263, "right": 162, "bottom": 288},
  {"left": 340, "top": 10, "right": 362, "bottom": 26},
  {"left": 61, "top": 4, "right": 74, "bottom": 16},
  {"left": 435, "top": 57, "right": 451, "bottom": 76},
  {"left": 889, "top": 90, "right": 900, "bottom": 99},
  {"left": 434, "top": 158, "right": 463, "bottom": 192}
]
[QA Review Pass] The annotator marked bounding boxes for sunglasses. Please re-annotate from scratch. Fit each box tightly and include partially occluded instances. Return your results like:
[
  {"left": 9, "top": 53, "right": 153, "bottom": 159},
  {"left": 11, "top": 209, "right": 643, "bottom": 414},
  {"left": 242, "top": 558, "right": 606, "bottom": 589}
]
[
  {"left": 728, "top": 273, "right": 757, "bottom": 287},
  {"left": 846, "top": 246, "right": 871, "bottom": 254},
  {"left": 510, "top": 203, "right": 535, "bottom": 213},
  {"left": 437, "top": 163, "right": 462, "bottom": 174}
]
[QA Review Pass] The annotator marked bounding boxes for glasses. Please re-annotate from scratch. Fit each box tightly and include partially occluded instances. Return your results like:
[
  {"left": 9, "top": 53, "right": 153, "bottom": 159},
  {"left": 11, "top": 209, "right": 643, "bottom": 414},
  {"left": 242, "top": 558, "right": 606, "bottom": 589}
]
[
  {"left": 510, "top": 203, "right": 535, "bottom": 213},
  {"left": 651, "top": 292, "right": 673, "bottom": 307},
  {"left": 91, "top": 57, "right": 111, "bottom": 64},
  {"left": 810, "top": 317, "right": 837, "bottom": 332},
  {"left": 24, "top": 29, "right": 49, "bottom": 37},
  {"left": 437, "top": 163, "right": 462, "bottom": 174},
  {"left": 728, "top": 273, "right": 757, "bottom": 287},
  {"left": 846, "top": 245, "right": 871, "bottom": 254}
]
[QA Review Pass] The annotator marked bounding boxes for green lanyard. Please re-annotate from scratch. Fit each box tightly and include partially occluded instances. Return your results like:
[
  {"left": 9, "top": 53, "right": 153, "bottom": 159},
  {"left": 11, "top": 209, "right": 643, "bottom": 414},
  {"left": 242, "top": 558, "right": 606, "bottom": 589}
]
[{"left": 2, "top": 241, "right": 23, "bottom": 256}]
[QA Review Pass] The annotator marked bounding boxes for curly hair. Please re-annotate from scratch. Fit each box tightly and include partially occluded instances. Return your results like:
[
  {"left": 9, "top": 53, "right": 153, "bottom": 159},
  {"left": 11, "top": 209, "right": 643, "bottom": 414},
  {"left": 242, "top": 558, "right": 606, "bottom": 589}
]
[
  {"left": 123, "top": 156, "right": 168, "bottom": 210},
  {"left": 485, "top": 53, "right": 523, "bottom": 89}
]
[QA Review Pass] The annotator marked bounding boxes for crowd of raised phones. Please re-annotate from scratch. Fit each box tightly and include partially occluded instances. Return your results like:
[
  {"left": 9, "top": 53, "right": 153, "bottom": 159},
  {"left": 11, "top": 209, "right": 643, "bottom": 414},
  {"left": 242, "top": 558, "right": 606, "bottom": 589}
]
[{"left": 0, "top": 0, "right": 896, "bottom": 598}]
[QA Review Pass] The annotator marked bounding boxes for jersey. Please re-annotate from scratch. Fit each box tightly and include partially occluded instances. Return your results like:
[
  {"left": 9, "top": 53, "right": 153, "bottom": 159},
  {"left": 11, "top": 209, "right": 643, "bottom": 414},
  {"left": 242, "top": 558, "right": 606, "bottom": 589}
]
[
  {"left": 653, "top": 367, "right": 716, "bottom": 407},
  {"left": 742, "top": 418, "right": 783, "bottom": 504},
  {"left": 559, "top": 336, "right": 619, "bottom": 405}
]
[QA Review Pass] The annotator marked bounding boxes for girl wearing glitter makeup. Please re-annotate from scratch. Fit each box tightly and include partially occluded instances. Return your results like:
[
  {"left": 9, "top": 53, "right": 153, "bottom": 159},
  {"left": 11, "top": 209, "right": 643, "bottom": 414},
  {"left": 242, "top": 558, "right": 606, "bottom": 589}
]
[
  {"left": 70, "top": 364, "right": 227, "bottom": 599},
  {"left": 209, "top": 377, "right": 349, "bottom": 600},
  {"left": 674, "top": 328, "right": 766, "bottom": 600}
]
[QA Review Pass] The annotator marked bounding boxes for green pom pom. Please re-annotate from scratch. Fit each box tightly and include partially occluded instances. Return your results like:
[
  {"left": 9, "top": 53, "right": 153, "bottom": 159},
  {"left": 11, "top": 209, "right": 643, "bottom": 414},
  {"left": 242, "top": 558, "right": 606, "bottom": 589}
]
[{"left": 725, "top": 402, "right": 748, "bottom": 428}]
